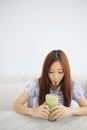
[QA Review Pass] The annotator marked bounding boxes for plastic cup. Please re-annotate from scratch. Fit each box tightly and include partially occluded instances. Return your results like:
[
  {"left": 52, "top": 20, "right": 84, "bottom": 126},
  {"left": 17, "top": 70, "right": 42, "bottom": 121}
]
[{"left": 45, "top": 94, "right": 58, "bottom": 121}]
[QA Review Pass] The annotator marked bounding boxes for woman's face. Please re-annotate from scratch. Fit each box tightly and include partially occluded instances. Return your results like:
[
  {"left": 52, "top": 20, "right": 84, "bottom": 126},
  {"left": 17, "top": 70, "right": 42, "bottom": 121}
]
[{"left": 48, "top": 61, "right": 64, "bottom": 88}]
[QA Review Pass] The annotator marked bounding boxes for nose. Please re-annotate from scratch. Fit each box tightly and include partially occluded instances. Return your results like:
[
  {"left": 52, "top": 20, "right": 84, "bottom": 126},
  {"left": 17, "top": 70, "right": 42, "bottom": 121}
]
[{"left": 53, "top": 74, "right": 58, "bottom": 80}]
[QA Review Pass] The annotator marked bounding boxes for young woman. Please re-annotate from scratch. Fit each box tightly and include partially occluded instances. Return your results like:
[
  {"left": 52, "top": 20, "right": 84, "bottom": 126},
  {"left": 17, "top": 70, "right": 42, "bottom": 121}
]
[{"left": 13, "top": 49, "right": 87, "bottom": 120}]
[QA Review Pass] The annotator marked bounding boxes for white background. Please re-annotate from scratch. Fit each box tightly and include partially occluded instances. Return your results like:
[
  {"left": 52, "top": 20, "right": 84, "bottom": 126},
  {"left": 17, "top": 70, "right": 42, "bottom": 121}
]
[{"left": 0, "top": 0, "right": 87, "bottom": 77}]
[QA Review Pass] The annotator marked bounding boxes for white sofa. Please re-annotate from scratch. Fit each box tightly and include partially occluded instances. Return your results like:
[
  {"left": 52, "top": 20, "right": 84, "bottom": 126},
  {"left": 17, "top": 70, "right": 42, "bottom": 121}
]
[
  {"left": 0, "top": 74, "right": 37, "bottom": 110},
  {"left": 0, "top": 74, "right": 87, "bottom": 110}
]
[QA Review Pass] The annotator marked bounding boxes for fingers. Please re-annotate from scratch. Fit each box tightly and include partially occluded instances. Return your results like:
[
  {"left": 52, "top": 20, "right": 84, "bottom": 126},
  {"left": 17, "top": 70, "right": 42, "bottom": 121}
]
[
  {"left": 51, "top": 110, "right": 63, "bottom": 120},
  {"left": 38, "top": 103, "right": 50, "bottom": 119},
  {"left": 42, "top": 102, "right": 50, "bottom": 110},
  {"left": 40, "top": 107, "right": 50, "bottom": 116},
  {"left": 38, "top": 103, "right": 63, "bottom": 120},
  {"left": 41, "top": 102, "right": 50, "bottom": 112},
  {"left": 50, "top": 105, "right": 63, "bottom": 120},
  {"left": 50, "top": 104, "right": 62, "bottom": 111},
  {"left": 40, "top": 111, "right": 49, "bottom": 119}
]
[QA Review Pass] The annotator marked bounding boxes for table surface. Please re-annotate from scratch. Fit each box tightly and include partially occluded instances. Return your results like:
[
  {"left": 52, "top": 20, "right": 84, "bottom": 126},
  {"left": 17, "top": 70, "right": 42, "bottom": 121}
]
[{"left": 0, "top": 111, "right": 87, "bottom": 130}]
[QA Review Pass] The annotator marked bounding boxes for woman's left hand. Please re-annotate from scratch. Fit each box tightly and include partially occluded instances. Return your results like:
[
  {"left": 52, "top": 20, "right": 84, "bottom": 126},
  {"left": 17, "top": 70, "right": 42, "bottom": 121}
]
[{"left": 50, "top": 104, "right": 73, "bottom": 120}]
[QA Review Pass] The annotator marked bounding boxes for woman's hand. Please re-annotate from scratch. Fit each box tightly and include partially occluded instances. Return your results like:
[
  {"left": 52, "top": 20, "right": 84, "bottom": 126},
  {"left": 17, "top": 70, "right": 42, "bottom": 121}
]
[
  {"left": 32, "top": 102, "right": 50, "bottom": 119},
  {"left": 50, "top": 104, "right": 73, "bottom": 120}
]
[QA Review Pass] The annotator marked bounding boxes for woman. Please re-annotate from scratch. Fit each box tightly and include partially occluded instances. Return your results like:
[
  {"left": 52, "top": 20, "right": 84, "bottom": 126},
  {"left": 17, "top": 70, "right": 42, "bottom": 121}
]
[{"left": 13, "top": 49, "right": 87, "bottom": 120}]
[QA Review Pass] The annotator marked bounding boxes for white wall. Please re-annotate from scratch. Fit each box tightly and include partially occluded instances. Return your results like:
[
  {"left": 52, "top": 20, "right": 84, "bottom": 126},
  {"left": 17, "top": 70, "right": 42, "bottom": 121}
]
[{"left": 0, "top": 0, "right": 87, "bottom": 77}]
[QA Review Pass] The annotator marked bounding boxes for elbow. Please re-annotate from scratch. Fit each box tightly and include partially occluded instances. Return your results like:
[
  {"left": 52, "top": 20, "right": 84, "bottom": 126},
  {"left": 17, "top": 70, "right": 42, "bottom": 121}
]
[{"left": 13, "top": 102, "right": 18, "bottom": 112}]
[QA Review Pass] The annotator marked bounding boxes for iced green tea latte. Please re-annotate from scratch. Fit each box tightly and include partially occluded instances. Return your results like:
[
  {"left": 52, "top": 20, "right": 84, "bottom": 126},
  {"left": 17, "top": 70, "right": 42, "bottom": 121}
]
[{"left": 45, "top": 94, "right": 58, "bottom": 121}]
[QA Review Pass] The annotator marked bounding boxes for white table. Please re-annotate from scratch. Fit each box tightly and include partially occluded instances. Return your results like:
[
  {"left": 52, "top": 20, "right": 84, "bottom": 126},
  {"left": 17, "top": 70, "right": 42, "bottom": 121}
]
[{"left": 0, "top": 111, "right": 87, "bottom": 130}]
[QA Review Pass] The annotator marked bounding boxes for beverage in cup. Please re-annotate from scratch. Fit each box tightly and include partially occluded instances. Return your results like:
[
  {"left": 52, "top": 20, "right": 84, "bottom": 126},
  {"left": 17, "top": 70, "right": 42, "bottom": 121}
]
[{"left": 45, "top": 94, "right": 58, "bottom": 121}]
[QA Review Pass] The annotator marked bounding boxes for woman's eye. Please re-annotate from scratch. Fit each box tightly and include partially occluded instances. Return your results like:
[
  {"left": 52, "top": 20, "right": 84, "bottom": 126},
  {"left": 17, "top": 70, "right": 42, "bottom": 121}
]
[
  {"left": 59, "top": 72, "right": 64, "bottom": 73},
  {"left": 49, "top": 72, "right": 53, "bottom": 73}
]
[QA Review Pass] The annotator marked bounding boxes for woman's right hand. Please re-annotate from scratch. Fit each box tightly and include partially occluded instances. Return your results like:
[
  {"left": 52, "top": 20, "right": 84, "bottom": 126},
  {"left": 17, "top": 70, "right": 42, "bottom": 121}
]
[{"left": 31, "top": 102, "right": 50, "bottom": 119}]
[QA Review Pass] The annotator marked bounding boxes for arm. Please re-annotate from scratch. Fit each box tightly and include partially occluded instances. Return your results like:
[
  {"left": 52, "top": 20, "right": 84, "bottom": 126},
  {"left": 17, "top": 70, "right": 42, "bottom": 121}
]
[
  {"left": 50, "top": 96, "right": 87, "bottom": 120},
  {"left": 13, "top": 91, "right": 50, "bottom": 119},
  {"left": 72, "top": 96, "right": 87, "bottom": 115}
]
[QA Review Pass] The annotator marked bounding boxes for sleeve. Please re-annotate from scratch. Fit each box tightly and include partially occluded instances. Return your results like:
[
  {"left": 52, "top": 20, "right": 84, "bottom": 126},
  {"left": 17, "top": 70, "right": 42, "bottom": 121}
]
[
  {"left": 72, "top": 82, "right": 84, "bottom": 101},
  {"left": 25, "top": 79, "right": 38, "bottom": 98}
]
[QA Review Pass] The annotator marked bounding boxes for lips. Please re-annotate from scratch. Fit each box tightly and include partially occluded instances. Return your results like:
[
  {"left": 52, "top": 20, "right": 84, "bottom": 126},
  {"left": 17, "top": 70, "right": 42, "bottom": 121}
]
[{"left": 53, "top": 81, "right": 59, "bottom": 86}]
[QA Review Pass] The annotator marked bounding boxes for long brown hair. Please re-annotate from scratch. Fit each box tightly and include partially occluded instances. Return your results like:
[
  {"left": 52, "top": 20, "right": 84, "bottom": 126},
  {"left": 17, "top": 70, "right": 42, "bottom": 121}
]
[{"left": 39, "top": 50, "right": 72, "bottom": 107}]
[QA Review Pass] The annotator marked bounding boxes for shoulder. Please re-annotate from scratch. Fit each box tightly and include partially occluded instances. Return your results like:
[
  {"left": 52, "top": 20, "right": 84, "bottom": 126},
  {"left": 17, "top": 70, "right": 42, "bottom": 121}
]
[
  {"left": 71, "top": 80, "right": 84, "bottom": 93},
  {"left": 71, "top": 80, "right": 84, "bottom": 101},
  {"left": 25, "top": 78, "right": 39, "bottom": 89},
  {"left": 71, "top": 81, "right": 83, "bottom": 90},
  {"left": 24, "top": 78, "right": 39, "bottom": 98}
]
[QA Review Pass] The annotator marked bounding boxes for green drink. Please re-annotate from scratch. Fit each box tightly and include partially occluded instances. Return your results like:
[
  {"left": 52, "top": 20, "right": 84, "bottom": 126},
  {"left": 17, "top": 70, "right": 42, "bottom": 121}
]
[{"left": 45, "top": 94, "right": 58, "bottom": 121}]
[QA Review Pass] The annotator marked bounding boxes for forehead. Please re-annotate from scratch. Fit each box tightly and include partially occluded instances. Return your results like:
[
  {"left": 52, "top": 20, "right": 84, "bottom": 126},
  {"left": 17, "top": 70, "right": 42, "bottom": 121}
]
[{"left": 49, "top": 61, "right": 63, "bottom": 69}]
